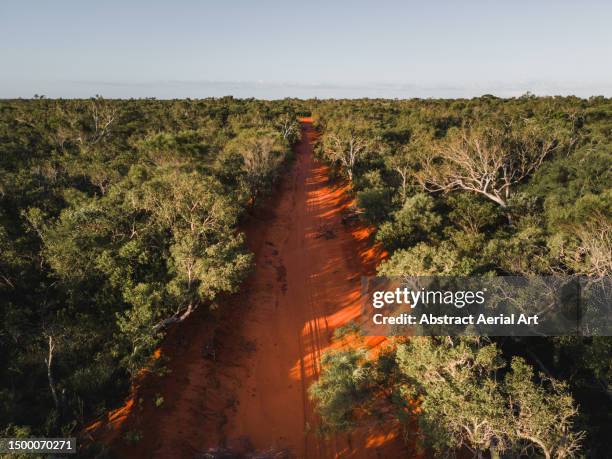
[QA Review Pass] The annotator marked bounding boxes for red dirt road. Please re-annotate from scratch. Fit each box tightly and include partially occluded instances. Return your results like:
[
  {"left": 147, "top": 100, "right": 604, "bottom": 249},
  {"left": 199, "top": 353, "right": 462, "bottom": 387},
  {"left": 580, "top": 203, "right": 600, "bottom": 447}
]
[
  {"left": 213, "top": 121, "right": 401, "bottom": 458},
  {"left": 88, "top": 120, "right": 405, "bottom": 458}
]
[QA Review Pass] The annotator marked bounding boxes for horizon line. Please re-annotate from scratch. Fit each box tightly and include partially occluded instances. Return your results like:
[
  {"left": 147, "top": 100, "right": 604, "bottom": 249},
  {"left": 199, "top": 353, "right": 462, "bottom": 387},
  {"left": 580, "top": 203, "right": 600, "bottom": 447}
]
[{"left": 2, "top": 79, "right": 611, "bottom": 100}]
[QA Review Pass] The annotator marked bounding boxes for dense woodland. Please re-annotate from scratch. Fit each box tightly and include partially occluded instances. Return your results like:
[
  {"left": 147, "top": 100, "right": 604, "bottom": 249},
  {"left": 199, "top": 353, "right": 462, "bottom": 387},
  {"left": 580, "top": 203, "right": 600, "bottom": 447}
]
[
  {"left": 0, "top": 96, "right": 610, "bottom": 458},
  {"left": 0, "top": 97, "right": 303, "bottom": 442},
  {"left": 310, "top": 95, "right": 611, "bottom": 458}
]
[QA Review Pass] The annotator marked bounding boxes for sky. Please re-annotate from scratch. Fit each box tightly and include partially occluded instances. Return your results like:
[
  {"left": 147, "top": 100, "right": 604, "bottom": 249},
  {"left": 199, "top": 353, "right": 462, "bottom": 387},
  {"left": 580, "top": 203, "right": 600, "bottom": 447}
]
[{"left": 1, "top": 0, "right": 611, "bottom": 99}]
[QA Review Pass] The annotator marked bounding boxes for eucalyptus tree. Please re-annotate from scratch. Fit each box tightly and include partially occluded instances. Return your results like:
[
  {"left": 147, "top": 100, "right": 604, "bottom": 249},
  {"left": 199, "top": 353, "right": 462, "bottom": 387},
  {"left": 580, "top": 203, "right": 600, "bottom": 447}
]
[{"left": 414, "top": 120, "right": 570, "bottom": 208}]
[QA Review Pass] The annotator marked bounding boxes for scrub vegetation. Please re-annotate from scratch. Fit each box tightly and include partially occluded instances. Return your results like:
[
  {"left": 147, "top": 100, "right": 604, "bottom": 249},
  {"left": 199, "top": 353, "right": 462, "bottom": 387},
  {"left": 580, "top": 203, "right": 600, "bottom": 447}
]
[
  {"left": 311, "top": 95, "right": 611, "bottom": 457},
  {"left": 0, "top": 97, "right": 302, "bottom": 439},
  {"left": 0, "top": 95, "right": 610, "bottom": 458}
]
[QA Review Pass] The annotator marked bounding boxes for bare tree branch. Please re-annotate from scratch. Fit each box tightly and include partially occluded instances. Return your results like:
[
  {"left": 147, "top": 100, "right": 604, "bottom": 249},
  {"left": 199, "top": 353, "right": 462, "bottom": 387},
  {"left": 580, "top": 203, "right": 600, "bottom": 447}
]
[{"left": 415, "top": 125, "right": 562, "bottom": 208}]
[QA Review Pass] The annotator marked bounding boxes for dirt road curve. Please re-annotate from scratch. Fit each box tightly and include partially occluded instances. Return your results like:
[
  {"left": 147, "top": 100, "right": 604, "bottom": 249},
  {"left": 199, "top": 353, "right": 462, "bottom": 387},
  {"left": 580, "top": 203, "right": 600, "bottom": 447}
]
[{"left": 90, "top": 120, "right": 404, "bottom": 458}]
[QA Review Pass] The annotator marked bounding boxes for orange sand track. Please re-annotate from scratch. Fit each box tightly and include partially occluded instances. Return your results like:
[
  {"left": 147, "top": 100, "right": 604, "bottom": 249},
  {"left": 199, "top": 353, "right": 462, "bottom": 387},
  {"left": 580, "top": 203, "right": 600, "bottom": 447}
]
[{"left": 85, "top": 120, "right": 407, "bottom": 458}]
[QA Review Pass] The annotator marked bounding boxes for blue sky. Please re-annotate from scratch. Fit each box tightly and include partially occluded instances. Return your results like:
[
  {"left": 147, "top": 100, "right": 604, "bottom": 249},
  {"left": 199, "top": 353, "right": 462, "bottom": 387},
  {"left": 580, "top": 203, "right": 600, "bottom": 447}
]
[{"left": 1, "top": 0, "right": 611, "bottom": 99}]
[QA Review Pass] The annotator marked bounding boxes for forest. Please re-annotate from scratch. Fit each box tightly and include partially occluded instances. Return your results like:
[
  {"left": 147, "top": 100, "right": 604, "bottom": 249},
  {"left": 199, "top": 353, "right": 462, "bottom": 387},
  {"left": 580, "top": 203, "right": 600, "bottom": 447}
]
[
  {"left": 310, "top": 95, "right": 611, "bottom": 458},
  {"left": 0, "top": 95, "right": 610, "bottom": 458},
  {"left": 0, "top": 97, "right": 303, "bottom": 442}
]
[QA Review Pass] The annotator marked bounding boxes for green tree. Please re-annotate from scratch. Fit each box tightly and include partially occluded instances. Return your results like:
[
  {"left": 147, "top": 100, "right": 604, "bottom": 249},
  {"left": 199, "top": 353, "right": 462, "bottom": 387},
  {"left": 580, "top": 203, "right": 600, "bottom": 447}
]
[
  {"left": 223, "top": 128, "right": 287, "bottom": 206},
  {"left": 375, "top": 193, "right": 442, "bottom": 251}
]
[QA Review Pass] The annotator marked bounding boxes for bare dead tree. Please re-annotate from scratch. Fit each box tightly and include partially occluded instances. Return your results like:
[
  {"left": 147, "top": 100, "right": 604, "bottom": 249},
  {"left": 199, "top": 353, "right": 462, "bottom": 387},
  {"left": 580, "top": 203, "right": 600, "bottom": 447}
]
[
  {"left": 0, "top": 272, "right": 15, "bottom": 289},
  {"left": 87, "top": 98, "right": 116, "bottom": 145},
  {"left": 323, "top": 132, "right": 370, "bottom": 182},
  {"left": 45, "top": 335, "right": 60, "bottom": 411},
  {"left": 277, "top": 113, "right": 299, "bottom": 141},
  {"left": 153, "top": 301, "right": 198, "bottom": 333},
  {"left": 394, "top": 162, "right": 411, "bottom": 203},
  {"left": 415, "top": 126, "right": 561, "bottom": 208}
]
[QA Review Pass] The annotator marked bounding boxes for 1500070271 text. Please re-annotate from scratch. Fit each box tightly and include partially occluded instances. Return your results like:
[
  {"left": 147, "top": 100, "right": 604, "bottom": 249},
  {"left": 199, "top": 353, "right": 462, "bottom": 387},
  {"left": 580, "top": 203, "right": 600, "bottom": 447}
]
[{"left": 0, "top": 438, "right": 77, "bottom": 454}]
